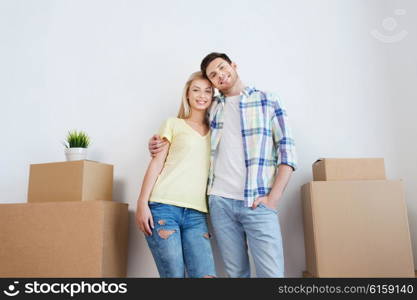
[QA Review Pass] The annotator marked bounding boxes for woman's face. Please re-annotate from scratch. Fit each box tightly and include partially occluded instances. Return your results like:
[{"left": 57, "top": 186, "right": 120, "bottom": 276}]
[{"left": 187, "top": 79, "right": 213, "bottom": 112}]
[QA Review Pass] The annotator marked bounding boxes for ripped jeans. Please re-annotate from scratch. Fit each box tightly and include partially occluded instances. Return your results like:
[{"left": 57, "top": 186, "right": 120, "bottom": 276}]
[{"left": 145, "top": 202, "right": 216, "bottom": 278}]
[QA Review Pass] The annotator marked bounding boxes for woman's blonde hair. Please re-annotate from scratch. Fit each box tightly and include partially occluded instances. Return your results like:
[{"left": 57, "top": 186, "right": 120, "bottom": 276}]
[{"left": 177, "top": 71, "right": 213, "bottom": 119}]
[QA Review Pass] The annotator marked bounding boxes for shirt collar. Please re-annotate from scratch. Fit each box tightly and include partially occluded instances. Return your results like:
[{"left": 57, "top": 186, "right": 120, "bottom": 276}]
[{"left": 216, "top": 86, "right": 255, "bottom": 103}]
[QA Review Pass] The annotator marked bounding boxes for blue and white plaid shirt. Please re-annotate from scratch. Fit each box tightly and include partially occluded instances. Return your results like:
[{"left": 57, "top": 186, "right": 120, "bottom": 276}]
[{"left": 207, "top": 86, "right": 297, "bottom": 207}]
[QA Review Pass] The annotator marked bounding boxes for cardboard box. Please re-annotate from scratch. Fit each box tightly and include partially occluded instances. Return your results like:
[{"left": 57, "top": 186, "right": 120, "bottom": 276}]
[
  {"left": 302, "top": 180, "right": 414, "bottom": 277},
  {"left": 28, "top": 160, "right": 113, "bottom": 203},
  {"left": 0, "top": 201, "right": 129, "bottom": 277},
  {"left": 313, "top": 158, "right": 386, "bottom": 181}
]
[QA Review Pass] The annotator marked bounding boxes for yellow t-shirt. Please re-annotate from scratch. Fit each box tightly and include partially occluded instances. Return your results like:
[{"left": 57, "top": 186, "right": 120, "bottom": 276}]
[{"left": 149, "top": 117, "right": 210, "bottom": 213}]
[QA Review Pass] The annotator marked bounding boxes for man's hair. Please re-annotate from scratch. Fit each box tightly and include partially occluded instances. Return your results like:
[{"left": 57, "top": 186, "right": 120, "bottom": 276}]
[{"left": 200, "top": 52, "right": 232, "bottom": 78}]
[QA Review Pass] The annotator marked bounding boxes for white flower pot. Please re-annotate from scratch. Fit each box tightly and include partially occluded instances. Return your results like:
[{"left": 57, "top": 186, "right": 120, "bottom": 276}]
[{"left": 65, "top": 147, "right": 87, "bottom": 161}]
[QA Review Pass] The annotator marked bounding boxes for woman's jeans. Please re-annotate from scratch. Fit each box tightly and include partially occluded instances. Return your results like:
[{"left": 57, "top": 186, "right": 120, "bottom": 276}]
[{"left": 145, "top": 202, "right": 216, "bottom": 278}]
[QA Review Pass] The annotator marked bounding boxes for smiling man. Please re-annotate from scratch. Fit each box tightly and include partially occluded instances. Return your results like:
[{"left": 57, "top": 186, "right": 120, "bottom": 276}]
[{"left": 200, "top": 52, "right": 297, "bottom": 278}]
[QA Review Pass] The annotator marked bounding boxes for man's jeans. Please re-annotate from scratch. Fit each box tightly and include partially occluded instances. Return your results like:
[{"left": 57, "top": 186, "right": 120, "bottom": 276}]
[
  {"left": 208, "top": 195, "right": 284, "bottom": 277},
  {"left": 145, "top": 202, "right": 216, "bottom": 278}
]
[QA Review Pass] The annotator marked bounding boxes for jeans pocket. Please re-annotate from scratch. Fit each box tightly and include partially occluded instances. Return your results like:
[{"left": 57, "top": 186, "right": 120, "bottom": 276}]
[
  {"left": 148, "top": 202, "right": 165, "bottom": 213},
  {"left": 258, "top": 202, "right": 278, "bottom": 214}
]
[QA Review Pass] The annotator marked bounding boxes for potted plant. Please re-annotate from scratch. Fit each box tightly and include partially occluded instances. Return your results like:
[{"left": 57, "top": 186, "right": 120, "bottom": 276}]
[{"left": 63, "top": 130, "right": 91, "bottom": 161}]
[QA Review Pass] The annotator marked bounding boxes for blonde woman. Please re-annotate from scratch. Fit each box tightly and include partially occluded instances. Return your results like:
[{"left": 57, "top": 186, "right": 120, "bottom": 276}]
[{"left": 135, "top": 71, "right": 216, "bottom": 278}]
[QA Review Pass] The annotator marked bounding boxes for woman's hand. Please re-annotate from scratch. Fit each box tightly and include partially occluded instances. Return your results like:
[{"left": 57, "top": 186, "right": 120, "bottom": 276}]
[{"left": 136, "top": 204, "right": 154, "bottom": 236}]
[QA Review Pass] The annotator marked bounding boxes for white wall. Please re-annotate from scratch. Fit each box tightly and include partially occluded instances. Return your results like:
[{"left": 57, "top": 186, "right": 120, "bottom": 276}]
[
  {"left": 382, "top": 1, "right": 417, "bottom": 269},
  {"left": 1, "top": 0, "right": 415, "bottom": 277}
]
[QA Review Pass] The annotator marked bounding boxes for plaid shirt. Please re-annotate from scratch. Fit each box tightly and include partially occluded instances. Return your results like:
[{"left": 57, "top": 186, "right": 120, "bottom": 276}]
[{"left": 208, "top": 86, "right": 297, "bottom": 207}]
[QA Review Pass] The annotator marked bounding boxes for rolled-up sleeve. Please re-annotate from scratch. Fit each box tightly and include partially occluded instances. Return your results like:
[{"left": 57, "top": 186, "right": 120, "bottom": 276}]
[{"left": 271, "top": 95, "right": 297, "bottom": 171}]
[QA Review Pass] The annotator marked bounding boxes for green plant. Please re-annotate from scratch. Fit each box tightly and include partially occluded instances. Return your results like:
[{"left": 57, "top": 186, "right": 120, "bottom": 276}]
[{"left": 63, "top": 130, "right": 91, "bottom": 148}]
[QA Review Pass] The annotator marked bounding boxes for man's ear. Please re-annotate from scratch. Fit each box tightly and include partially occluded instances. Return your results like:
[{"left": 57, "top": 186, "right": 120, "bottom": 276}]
[{"left": 231, "top": 62, "right": 237, "bottom": 70}]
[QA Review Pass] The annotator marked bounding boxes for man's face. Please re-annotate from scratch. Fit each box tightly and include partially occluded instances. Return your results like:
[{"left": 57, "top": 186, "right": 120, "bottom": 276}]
[{"left": 205, "top": 58, "right": 238, "bottom": 91}]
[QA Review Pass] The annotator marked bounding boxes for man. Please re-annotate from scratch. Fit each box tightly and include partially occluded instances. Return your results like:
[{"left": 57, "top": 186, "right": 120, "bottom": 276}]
[{"left": 150, "top": 52, "right": 297, "bottom": 277}]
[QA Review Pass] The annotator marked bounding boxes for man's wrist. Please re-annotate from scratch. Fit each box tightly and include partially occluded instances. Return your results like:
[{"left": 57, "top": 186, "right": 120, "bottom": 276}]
[{"left": 268, "top": 191, "right": 282, "bottom": 202}]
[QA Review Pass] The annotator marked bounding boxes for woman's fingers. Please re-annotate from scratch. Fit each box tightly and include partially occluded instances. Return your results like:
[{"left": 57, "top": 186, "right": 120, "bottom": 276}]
[
  {"left": 136, "top": 214, "right": 151, "bottom": 236},
  {"left": 143, "top": 219, "right": 152, "bottom": 236},
  {"left": 150, "top": 214, "right": 154, "bottom": 229}
]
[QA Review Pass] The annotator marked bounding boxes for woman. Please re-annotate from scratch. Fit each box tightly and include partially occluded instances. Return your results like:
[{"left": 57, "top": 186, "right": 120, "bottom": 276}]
[{"left": 135, "top": 71, "right": 216, "bottom": 278}]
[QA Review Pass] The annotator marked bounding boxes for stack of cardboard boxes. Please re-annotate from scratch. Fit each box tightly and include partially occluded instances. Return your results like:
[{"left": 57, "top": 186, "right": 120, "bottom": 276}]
[
  {"left": 0, "top": 160, "right": 129, "bottom": 277},
  {"left": 302, "top": 158, "right": 415, "bottom": 277}
]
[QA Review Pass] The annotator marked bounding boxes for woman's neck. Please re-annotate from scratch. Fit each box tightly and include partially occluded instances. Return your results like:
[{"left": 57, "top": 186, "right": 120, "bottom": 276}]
[{"left": 187, "top": 109, "right": 206, "bottom": 125}]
